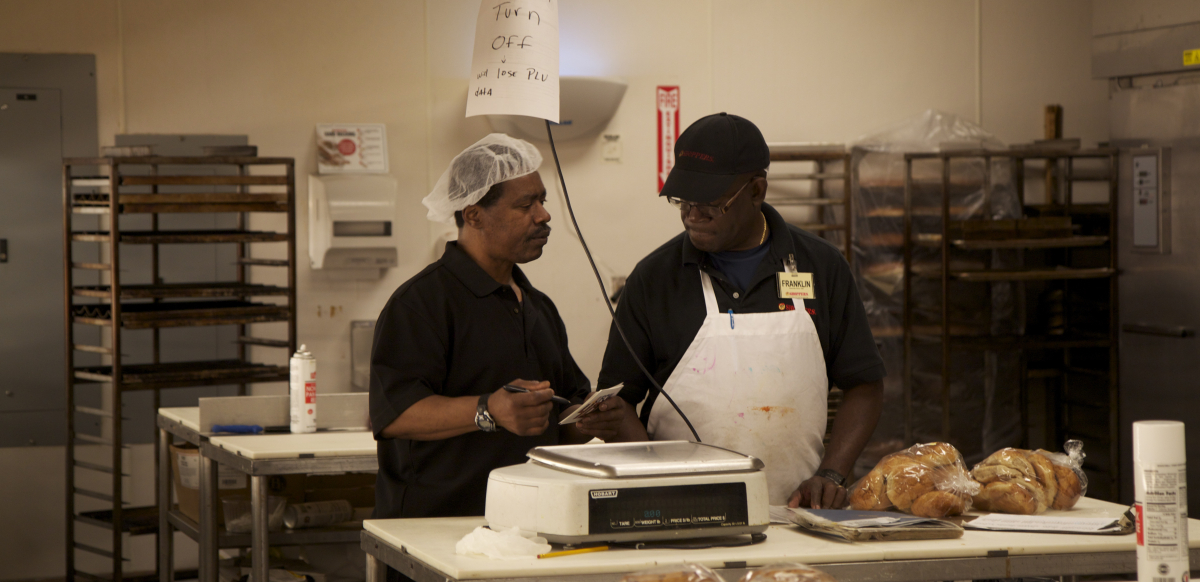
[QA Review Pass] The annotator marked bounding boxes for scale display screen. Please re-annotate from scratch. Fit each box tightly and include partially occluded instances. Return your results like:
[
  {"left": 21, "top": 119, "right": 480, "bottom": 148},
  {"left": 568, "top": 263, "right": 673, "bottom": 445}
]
[{"left": 587, "top": 482, "right": 748, "bottom": 534}]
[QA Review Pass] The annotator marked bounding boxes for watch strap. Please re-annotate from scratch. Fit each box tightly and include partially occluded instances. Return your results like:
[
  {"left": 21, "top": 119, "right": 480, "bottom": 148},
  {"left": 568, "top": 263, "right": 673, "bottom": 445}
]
[{"left": 815, "top": 468, "right": 846, "bottom": 487}]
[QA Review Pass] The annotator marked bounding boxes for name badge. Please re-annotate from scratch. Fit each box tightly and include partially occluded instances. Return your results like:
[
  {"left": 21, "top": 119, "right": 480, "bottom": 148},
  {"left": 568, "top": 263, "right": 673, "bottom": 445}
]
[{"left": 778, "top": 272, "right": 815, "bottom": 299}]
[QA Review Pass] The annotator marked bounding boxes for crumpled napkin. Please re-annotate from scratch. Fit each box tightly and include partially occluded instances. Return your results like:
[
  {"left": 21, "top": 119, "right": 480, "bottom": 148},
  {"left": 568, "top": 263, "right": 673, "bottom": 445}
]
[{"left": 455, "top": 526, "right": 551, "bottom": 559}]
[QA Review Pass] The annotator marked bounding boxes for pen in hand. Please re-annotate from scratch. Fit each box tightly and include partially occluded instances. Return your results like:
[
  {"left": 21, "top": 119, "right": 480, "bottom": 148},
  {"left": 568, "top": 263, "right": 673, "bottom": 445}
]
[{"left": 503, "top": 384, "right": 571, "bottom": 406}]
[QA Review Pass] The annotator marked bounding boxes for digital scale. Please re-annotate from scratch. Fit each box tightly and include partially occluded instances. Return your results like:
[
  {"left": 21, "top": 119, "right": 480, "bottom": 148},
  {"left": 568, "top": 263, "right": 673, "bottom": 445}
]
[{"left": 485, "top": 441, "right": 770, "bottom": 544}]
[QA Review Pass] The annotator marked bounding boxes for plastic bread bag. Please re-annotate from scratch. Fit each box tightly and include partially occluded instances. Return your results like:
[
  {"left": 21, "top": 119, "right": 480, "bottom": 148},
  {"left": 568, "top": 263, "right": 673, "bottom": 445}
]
[
  {"left": 619, "top": 563, "right": 727, "bottom": 582},
  {"left": 1034, "top": 439, "right": 1088, "bottom": 510},
  {"left": 971, "top": 448, "right": 1055, "bottom": 514},
  {"left": 971, "top": 441, "right": 1088, "bottom": 514},
  {"left": 848, "top": 442, "right": 980, "bottom": 518},
  {"left": 738, "top": 562, "right": 837, "bottom": 582},
  {"left": 970, "top": 441, "right": 1087, "bottom": 514}
]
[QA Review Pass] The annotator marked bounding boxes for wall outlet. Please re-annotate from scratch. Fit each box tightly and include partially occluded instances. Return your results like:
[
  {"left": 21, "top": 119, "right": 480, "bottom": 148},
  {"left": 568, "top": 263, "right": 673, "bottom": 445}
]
[{"left": 602, "top": 134, "right": 622, "bottom": 162}]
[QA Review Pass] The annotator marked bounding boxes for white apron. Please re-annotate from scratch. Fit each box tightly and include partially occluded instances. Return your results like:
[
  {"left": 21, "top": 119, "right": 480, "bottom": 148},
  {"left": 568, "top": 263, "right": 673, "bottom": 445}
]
[{"left": 648, "top": 270, "right": 829, "bottom": 505}]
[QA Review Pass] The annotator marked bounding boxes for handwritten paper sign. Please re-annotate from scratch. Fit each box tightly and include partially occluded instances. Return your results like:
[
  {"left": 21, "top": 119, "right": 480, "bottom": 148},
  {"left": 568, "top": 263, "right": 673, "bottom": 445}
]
[{"left": 466, "top": 0, "right": 560, "bottom": 122}]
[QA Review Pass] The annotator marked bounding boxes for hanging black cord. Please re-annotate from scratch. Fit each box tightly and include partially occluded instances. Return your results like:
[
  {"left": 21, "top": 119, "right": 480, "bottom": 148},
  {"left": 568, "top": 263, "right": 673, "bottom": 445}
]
[{"left": 544, "top": 119, "right": 701, "bottom": 443}]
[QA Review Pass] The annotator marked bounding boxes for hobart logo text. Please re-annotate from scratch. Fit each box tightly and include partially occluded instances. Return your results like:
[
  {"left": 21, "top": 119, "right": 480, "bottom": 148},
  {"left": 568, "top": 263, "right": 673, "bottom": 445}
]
[{"left": 590, "top": 490, "right": 618, "bottom": 499}]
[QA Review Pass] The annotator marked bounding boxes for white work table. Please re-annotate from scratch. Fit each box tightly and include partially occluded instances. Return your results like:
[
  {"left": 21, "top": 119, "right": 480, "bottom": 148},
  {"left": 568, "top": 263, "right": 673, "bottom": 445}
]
[
  {"left": 361, "top": 498, "right": 1200, "bottom": 582},
  {"left": 156, "top": 406, "right": 377, "bottom": 582}
]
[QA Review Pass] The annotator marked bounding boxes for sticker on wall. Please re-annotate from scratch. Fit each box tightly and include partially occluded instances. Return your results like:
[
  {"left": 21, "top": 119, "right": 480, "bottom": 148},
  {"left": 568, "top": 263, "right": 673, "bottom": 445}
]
[
  {"left": 657, "top": 86, "right": 680, "bottom": 192},
  {"left": 315, "top": 124, "right": 388, "bottom": 174},
  {"left": 465, "top": 0, "right": 560, "bottom": 122},
  {"left": 1184, "top": 48, "right": 1200, "bottom": 67}
]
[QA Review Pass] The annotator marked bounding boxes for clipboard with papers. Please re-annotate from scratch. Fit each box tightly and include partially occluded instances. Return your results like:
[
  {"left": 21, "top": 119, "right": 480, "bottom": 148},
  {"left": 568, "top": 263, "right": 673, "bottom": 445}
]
[{"left": 770, "top": 506, "right": 964, "bottom": 542}]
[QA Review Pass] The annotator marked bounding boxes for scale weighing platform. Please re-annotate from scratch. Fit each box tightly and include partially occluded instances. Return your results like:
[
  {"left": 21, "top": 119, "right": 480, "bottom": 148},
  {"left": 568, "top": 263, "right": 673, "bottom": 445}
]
[{"left": 485, "top": 441, "right": 770, "bottom": 544}]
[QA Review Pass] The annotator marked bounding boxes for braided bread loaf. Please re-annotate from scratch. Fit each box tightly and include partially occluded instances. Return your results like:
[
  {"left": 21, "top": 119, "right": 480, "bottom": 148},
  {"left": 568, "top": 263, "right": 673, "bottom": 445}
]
[
  {"left": 848, "top": 442, "right": 977, "bottom": 518},
  {"left": 972, "top": 447, "right": 1085, "bottom": 514}
]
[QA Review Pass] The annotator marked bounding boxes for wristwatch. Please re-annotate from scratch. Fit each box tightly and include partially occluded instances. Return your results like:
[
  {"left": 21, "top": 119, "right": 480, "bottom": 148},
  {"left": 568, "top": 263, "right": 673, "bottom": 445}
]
[
  {"left": 815, "top": 468, "right": 846, "bottom": 487},
  {"left": 475, "top": 393, "right": 497, "bottom": 432}
]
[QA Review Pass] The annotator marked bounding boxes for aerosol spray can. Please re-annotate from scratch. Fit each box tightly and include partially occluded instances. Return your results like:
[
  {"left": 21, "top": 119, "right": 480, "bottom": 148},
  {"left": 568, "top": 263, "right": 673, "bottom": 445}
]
[
  {"left": 1133, "top": 420, "right": 1189, "bottom": 582},
  {"left": 290, "top": 345, "right": 317, "bottom": 433}
]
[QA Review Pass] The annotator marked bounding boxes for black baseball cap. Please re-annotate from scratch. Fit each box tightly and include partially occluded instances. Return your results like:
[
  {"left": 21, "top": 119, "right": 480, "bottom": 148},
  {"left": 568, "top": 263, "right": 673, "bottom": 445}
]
[{"left": 660, "top": 112, "right": 770, "bottom": 204}]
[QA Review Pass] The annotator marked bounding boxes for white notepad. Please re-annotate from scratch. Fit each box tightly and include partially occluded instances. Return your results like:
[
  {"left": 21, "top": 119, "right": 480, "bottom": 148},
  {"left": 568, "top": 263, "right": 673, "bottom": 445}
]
[{"left": 559, "top": 385, "right": 624, "bottom": 425}]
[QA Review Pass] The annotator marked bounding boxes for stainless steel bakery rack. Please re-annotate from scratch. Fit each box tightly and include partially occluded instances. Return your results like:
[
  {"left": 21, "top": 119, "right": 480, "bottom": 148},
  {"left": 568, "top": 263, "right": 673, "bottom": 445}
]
[
  {"left": 63, "top": 155, "right": 297, "bottom": 581},
  {"left": 766, "top": 144, "right": 852, "bottom": 266}
]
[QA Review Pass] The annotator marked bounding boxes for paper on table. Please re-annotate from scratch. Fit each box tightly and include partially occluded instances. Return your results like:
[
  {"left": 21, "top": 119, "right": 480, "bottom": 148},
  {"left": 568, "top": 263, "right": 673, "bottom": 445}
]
[
  {"left": 770, "top": 506, "right": 964, "bottom": 542},
  {"left": 559, "top": 385, "right": 623, "bottom": 425},
  {"left": 838, "top": 516, "right": 925, "bottom": 528},
  {"left": 965, "top": 513, "right": 1122, "bottom": 533},
  {"left": 775, "top": 507, "right": 939, "bottom": 528},
  {"left": 466, "top": 0, "right": 559, "bottom": 122}
]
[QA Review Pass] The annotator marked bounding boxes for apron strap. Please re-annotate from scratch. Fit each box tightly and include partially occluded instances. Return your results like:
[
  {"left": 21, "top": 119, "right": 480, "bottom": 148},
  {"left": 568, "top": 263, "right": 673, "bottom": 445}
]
[{"left": 699, "top": 270, "right": 720, "bottom": 315}]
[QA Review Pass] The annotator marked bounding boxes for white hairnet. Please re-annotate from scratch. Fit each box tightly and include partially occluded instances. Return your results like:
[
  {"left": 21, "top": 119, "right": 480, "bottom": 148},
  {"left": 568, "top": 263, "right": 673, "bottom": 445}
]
[{"left": 422, "top": 133, "right": 543, "bottom": 225}]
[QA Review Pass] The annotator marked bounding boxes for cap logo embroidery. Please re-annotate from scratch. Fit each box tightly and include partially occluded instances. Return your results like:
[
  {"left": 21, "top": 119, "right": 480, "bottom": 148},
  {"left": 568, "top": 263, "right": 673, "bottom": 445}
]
[{"left": 679, "top": 150, "right": 715, "bottom": 162}]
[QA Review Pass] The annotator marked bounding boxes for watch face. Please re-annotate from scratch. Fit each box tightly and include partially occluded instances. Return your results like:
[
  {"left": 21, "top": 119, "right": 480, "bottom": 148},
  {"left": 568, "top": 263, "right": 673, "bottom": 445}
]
[{"left": 476, "top": 410, "right": 496, "bottom": 432}]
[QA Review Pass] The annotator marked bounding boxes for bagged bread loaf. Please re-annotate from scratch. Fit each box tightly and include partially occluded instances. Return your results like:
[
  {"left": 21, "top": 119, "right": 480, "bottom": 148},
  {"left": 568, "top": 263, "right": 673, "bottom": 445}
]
[
  {"left": 1036, "top": 439, "right": 1088, "bottom": 509},
  {"left": 848, "top": 442, "right": 979, "bottom": 518},
  {"left": 739, "top": 562, "right": 837, "bottom": 582},
  {"left": 620, "top": 563, "right": 726, "bottom": 582},
  {"left": 971, "top": 440, "right": 1087, "bottom": 514}
]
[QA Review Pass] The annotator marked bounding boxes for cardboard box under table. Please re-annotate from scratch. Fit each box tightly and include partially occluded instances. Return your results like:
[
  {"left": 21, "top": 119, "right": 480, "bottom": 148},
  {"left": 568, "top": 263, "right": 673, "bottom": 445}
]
[{"left": 361, "top": 498, "right": 1200, "bottom": 582}]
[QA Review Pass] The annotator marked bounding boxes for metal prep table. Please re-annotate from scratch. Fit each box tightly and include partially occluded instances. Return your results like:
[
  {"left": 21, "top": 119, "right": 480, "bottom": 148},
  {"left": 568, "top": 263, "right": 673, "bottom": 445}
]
[
  {"left": 361, "top": 498, "right": 1200, "bottom": 582},
  {"left": 157, "top": 407, "right": 377, "bottom": 582}
]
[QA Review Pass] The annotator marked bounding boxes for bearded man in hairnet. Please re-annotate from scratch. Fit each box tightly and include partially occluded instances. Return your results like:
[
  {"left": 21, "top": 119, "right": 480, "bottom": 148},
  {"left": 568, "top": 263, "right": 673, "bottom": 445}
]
[{"left": 369, "top": 135, "right": 640, "bottom": 531}]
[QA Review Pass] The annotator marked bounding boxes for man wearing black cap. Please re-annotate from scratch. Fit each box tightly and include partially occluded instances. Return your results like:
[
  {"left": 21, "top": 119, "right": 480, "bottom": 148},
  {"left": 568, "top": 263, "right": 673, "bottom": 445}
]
[{"left": 598, "top": 113, "right": 885, "bottom": 509}]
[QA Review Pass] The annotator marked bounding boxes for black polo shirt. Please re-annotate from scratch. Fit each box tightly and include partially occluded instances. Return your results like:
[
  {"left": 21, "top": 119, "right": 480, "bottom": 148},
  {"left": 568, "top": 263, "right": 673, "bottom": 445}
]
[
  {"left": 598, "top": 203, "right": 885, "bottom": 423},
  {"left": 370, "top": 242, "right": 591, "bottom": 518}
]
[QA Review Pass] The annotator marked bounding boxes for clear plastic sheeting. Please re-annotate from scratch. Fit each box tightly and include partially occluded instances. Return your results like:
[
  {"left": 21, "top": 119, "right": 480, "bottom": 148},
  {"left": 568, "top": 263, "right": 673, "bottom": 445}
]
[{"left": 849, "top": 110, "right": 1022, "bottom": 471}]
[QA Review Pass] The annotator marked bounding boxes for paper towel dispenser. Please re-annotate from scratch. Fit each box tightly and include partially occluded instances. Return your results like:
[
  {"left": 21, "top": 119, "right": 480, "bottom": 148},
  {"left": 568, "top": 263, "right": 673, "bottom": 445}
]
[{"left": 309, "top": 174, "right": 398, "bottom": 277}]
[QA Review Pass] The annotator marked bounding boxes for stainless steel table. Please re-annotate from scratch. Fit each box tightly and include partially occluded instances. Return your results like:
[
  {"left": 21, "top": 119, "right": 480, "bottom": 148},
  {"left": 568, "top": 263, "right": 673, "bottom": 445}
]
[
  {"left": 156, "top": 407, "right": 377, "bottom": 582},
  {"left": 360, "top": 498, "right": 1200, "bottom": 582}
]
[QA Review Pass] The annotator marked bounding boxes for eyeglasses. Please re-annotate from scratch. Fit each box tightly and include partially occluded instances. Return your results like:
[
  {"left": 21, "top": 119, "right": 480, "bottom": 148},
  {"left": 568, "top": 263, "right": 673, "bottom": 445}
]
[{"left": 666, "top": 176, "right": 755, "bottom": 218}]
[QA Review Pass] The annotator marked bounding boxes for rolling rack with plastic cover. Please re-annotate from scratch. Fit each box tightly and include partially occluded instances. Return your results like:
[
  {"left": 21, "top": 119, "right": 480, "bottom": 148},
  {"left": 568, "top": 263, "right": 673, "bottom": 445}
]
[
  {"left": 847, "top": 111, "right": 1022, "bottom": 472},
  {"left": 899, "top": 143, "right": 1119, "bottom": 499}
]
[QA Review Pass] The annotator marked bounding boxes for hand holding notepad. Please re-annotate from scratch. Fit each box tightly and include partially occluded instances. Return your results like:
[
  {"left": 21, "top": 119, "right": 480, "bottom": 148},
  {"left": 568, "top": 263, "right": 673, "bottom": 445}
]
[{"left": 559, "top": 385, "right": 624, "bottom": 425}]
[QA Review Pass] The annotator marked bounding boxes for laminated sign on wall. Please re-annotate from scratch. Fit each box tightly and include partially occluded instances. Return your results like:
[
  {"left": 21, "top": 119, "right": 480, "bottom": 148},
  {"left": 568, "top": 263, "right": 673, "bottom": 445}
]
[
  {"left": 465, "top": 0, "right": 560, "bottom": 122},
  {"left": 657, "top": 86, "right": 680, "bottom": 192},
  {"left": 316, "top": 124, "right": 388, "bottom": 174}
]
